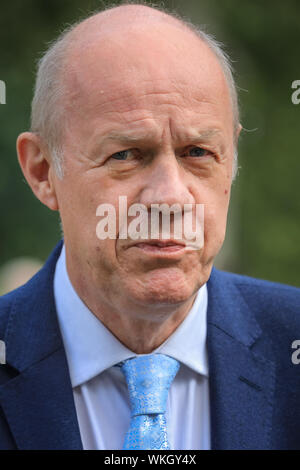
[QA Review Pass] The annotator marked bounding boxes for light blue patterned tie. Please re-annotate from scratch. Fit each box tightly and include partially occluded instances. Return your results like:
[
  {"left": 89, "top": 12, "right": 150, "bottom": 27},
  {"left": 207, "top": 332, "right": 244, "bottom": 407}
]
[{"left": 120, "top": 354, "right": 180, "bottom": 450}]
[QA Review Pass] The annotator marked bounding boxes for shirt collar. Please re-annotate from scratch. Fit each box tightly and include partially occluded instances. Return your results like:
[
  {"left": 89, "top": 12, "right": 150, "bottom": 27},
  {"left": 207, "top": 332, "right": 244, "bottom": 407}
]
[{"left": 54, "top": 244, "right": 208, "bottom": 387}]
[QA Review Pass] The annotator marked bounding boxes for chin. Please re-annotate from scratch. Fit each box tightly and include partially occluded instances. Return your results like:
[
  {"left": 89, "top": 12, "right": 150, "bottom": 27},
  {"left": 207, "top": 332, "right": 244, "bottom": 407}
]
[{"left": 127, "top": 267, "right": 200, "bottom": 307}]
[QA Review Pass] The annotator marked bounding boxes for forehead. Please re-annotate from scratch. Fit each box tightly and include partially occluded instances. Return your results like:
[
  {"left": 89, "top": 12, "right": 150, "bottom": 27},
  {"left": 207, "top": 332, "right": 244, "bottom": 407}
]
[{"left": 63, "top": 23, "right": 233, "bottom": 141}]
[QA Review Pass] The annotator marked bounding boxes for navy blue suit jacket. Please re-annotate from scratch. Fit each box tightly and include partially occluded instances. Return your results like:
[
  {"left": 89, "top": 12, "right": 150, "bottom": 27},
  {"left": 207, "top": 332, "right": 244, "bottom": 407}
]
[{"left": 0, "top": 241, "right": 300, "bottom": 449}]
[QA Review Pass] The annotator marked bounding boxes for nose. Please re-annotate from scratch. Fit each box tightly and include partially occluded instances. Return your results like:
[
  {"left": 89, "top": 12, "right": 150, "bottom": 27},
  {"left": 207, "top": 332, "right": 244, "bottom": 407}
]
[{"left": 139, "top": 151, "right": 195, "bottom": 209}]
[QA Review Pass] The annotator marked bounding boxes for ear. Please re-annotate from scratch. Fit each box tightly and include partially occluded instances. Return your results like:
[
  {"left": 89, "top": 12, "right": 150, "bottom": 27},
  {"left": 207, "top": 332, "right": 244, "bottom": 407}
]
[{"left": 17, "top": 132, "right": 59, "bottom": 211}]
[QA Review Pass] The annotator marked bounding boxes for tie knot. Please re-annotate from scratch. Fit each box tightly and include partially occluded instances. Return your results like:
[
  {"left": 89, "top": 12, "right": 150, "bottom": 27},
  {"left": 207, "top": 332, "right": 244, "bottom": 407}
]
[{"left": 120, "top": 354, "right": 180, "bottom": 417}]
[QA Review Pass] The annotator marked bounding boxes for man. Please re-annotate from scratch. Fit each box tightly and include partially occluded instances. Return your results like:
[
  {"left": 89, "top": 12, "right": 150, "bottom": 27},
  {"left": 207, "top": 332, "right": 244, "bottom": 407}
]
[{"left": 0, "top": 3, "right": 299, "bottom": 450}]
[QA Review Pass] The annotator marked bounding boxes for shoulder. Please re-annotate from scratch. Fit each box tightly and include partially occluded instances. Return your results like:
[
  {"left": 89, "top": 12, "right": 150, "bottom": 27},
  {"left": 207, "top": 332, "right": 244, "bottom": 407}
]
[
  {"left": 0, "top": 287, "right": 23, "bottom": 340},
  {"left": 212, "top": 267, "right": 300, "bottom": 337},
  {"left": 0, "top": 241, "right": 63, "bottom": 340},
  {"left": 214, "top": 268, "right": 300, "bottom": 303}
]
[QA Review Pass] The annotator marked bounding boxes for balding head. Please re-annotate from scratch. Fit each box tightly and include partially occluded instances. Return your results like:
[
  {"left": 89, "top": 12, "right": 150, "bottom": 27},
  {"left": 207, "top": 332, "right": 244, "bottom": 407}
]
[
  {"left": 68, "top": 3, "right": 190, "bottom": 39},
  {"left": 30, "top": 3, "right": 240, "bottom": 179}
]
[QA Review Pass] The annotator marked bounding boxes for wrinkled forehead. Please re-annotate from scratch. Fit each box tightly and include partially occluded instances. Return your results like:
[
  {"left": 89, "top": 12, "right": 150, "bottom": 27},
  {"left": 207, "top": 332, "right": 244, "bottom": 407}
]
[{"left": 59, "top": 17, "right": 234, "bottom": 148}]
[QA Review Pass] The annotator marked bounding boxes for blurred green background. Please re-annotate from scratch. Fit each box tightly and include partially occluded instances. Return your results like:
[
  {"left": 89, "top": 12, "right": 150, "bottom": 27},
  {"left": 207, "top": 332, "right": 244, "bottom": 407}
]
[{"left": 0, "top": 0, "right": 299, "bottom": 292}]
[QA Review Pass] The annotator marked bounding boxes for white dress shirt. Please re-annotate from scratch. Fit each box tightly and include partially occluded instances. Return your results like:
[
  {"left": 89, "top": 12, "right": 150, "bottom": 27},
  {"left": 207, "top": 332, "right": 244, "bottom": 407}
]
[{"left": 53, "top": 245, "right": 210, "bottom": 450}]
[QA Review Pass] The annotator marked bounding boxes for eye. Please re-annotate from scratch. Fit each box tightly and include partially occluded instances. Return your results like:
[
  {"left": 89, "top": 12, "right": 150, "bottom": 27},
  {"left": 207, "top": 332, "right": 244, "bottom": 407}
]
[
  {"left": 110, "top": 150, "right": 131, "bottom": 160},
  {"left": 183, "top": 147, "right": 212, "bottom": 158}
]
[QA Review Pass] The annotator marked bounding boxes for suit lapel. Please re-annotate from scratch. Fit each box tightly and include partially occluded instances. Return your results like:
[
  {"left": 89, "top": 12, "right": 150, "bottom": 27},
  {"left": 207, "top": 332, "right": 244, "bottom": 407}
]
[
  {"left": 207, "top": 268, "right": 276, "bottom": 450},
  {"left": 0, "top": 241, "right": 83, "bottom": 449}
]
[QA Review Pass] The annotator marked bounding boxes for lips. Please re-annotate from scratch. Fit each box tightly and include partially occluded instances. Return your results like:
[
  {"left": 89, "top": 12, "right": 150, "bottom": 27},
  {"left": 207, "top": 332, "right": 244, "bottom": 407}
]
[
  {"left": 127, "top": 239, "right": 187, "bottom": 255},
  {"left": 131, "top": 239, "right": 185, "bottom": 248},
  {"left": 138, "top": 244, "right": 184, "bottom": 252},
  {"left": 143, "top": 241, "right": 184, "bottom": 247}
]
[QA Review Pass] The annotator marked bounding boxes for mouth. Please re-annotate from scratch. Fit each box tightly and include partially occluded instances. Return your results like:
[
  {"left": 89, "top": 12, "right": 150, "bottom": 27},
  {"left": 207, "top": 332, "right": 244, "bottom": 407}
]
[{"left": 128, "top": 240, "right": 187, "bottom": 256}]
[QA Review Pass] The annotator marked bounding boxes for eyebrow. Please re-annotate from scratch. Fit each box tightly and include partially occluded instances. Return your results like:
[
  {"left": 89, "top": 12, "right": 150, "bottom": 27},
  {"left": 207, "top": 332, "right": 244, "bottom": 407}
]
[{"left": 185, "top": 128, "right": 222, "bottom": 142}]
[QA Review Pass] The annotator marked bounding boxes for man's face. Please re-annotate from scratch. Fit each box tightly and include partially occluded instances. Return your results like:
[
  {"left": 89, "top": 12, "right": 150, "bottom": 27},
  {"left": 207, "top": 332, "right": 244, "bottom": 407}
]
[{"left": 53, "top": 25, "right": 235, "bottom": 310}]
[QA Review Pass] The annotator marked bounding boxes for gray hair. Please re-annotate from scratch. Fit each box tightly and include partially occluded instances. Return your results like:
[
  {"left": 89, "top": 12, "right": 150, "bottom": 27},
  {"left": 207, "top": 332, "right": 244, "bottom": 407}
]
[{"left": 30, "top": 2, "right": 240, "bottom": 181}]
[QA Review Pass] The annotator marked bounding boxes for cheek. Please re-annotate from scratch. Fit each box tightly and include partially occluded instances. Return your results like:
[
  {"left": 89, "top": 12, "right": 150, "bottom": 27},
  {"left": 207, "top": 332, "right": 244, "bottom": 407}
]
[
  {"left": 55, "top": 179, "right": 101, "bottom": 251},
  {"left": 203, "top": 192, "right": 230, "bottom": 242}
]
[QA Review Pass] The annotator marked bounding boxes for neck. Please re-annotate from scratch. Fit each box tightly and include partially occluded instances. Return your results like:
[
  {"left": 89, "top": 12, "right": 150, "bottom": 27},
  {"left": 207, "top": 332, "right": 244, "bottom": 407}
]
[
  {"left": 66, "top": 263, "right": 198, "bottom": 354},
  {"left": 87, "top": 294, "right": 198, "bottom": 354}
]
